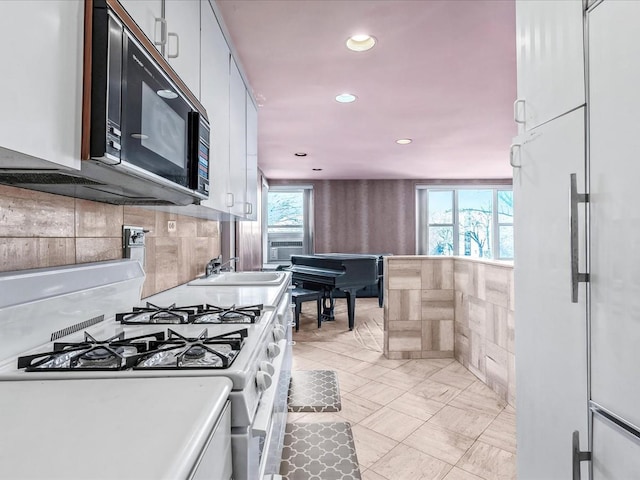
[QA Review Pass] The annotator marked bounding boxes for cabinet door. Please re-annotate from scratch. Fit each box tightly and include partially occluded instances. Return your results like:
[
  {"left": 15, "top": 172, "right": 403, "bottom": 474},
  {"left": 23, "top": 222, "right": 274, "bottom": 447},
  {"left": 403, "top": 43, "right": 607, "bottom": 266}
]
[
  {"left": 589, "top": 0, "right": 640, "bottom": 436},
  {"left": 119, "top": 0, "right": 163, "bottom": 48},
  {"left": 0, "top": 0, "right": 82, "bottom": 170},
  {"left": 513, "top": 107, "right": 588, "bottom": 479},
  {"left": 515, "top": 0, "right": 585, "bottom": 131},
  {"left": 591, "top": 413, "right": 640, "bottom": 479},
  {"left": 165, "top": 0, "right": 201, "bottom": 98},
  {"left": 200, "top": 1, "right": 230, "bottom": 213},
  {"left": 228, "top": 57, "right": 247, "bottom": 218},
  {"left": 245, "top": 92, "right": 258, "bottom": 221}
]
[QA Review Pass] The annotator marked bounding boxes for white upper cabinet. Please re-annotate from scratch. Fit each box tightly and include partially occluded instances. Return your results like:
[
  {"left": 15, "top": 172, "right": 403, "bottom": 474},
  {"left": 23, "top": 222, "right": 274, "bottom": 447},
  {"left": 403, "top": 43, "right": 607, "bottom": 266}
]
[
  {"left": 118, "top": 0, "right": 162, "bottom": 46},
  {"left": 199, "top": 0, "right": 230, "bottom": 214},
  {"left": 245, "top": 92, "right": 258, "bottom": 221},
  {"left": 0, "top": 0, "right": 83, "bottom": 171},
  {"left": 228, "top": 57, "right": 247, "bottom": 218},
  {"left": 164, "top": 0, "right": 201, "bottom": 98},
  {"left": 120, "top": 0, "right": 201, "bottom": 98},
  {"left": 515, "top": 0, "right": 585, "bottom": 131}
]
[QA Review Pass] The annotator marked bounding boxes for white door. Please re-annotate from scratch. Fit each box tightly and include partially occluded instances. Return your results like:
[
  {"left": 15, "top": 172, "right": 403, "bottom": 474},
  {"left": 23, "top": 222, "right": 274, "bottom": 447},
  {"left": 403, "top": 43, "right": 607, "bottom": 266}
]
[
  {"left": 513, "top": 107, "right": 589, "bottom": 479},
  {"left": 588, "top": 0, "right": 640, "bottom": 472},
  {"left": 229, "top": 57, "right": 248, "bottom": 217},
  {"left": 515, "top": 0, "right": 585, "bottom": 131},
  {"left": 200, "top": 1, "right": 230, "bottom": 213},
  {"left": 165, "top": 0, "right": 201, "bottom": 98}
]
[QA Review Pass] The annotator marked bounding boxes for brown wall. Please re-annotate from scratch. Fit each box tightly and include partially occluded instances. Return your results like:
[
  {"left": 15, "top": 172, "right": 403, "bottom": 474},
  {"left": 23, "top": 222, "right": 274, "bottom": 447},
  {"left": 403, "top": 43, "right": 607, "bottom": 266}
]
[
  {"left": 269, "top": 179, "right": 415, "bottom": 255},
  {"left": 269, "top": 179, "right": 511, "bottom": 256},
  {"left": 0, "top": 185, "right": 221, "bottom": 298}
]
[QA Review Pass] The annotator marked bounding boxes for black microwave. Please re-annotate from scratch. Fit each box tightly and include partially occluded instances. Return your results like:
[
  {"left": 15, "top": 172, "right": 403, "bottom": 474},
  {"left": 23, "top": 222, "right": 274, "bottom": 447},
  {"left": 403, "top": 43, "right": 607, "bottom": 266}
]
[{"left": 87, "top": 1, "right": 209, "bottom": 204}]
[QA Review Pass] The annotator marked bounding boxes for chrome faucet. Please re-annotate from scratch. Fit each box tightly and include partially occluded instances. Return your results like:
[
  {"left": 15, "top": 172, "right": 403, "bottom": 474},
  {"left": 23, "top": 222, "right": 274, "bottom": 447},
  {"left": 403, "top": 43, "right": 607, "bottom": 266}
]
[{"left": 205, "top": 256, "right": 239, "bottom": 276}]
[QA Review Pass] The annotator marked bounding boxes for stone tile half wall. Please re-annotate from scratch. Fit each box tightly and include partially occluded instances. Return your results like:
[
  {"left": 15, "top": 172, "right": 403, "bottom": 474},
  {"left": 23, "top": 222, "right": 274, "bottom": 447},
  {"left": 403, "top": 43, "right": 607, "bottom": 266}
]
[{"left": 384, "top": 256, "right": 514, "bottom": 405}]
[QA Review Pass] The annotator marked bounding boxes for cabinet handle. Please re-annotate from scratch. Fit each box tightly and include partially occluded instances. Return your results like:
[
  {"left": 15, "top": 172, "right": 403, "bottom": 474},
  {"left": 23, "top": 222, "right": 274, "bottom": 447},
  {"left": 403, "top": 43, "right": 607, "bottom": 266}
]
[
  {"left": 245, "top": 202, "right": 252, "bottom": 215},
  {"left": 167, "top": 32, "right": 179, "bottom": 59},
  {"left": 509, "top": 144, "right": 521, "bottom": 168},
  {"left": 513, "top": 98, "right": 526, "bottom": 124},
  {"left": 572, "top": 430, "right": 591, "bottom": 480},
  {"left": 570, "top": 173, "right": 590, "bottom": 303},
  {"left": 226, "top": 193, "right": 234, "bottom": 208},
  {"left": 154, "top": 17, "right": 167, "bottom": 47}
]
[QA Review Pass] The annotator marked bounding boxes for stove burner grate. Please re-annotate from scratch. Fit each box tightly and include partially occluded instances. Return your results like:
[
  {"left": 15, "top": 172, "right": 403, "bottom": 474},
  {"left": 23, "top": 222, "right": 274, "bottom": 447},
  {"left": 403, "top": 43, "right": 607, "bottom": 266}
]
[
  {"left": 189, "top": 304, "right": 263, "bottom": 324},
  {"left": 116, "top": 302, "right": 200, "bottom": 325},
  {"left": 17, "top": 331, "right": 165, "bottom": 371},
  {"left": 132, "top": 328, "right": 248, "bottom": 369}
]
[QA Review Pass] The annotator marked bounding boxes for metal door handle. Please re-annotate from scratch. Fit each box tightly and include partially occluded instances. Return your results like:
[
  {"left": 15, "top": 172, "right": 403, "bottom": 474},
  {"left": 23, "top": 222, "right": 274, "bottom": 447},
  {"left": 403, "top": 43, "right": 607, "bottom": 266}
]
[
  {"left": 570, "top": 173, "right": 590, "bottom": 303},
  {"left": 226, "top": 193, "right": 234, "bottom": 208},
  {"left": 154, "top": 17, "right": 167, "bottom": 47},
  {"left": 509, "top": 144, "right": 521, "bottom": 168},
  {"left": 572, "top": 430, "right": 591, "bottom": 480},
  {"left": 513, "top": 98, "right": 526, "bottom": 124},
  {"left": 167, "top": 32, "right": 179, "bottom": 58}
]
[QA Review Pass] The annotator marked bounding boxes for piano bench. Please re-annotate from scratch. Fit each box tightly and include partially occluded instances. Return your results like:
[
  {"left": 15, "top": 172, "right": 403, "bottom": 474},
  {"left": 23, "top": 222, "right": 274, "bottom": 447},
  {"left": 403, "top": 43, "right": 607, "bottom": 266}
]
[{"left": 291, "top": 287, "right": 322, "bottom": 332}]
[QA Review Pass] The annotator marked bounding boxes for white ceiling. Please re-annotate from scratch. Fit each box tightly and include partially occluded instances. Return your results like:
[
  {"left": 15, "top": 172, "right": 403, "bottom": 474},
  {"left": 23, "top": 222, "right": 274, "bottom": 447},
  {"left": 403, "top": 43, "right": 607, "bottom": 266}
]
[{"left": 216, "top": 0, "right": 517, "bottom": 180}]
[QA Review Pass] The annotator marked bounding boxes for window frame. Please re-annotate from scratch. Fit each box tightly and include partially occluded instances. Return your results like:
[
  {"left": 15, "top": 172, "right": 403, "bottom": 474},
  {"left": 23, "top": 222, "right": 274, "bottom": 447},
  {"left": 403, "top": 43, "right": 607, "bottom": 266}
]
[{"left": 416, "top": 185, "right": 514, "bottom": 260}]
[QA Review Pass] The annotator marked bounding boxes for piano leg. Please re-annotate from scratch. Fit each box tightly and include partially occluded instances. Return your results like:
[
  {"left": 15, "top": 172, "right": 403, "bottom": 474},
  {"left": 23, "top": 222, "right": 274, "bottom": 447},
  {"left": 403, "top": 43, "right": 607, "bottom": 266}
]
[
  {"left": 344, "top": 288, "right": 357, "bottom": 331},
  {"left": 321, "top": 289, "right": 335, "bottom": 321}
]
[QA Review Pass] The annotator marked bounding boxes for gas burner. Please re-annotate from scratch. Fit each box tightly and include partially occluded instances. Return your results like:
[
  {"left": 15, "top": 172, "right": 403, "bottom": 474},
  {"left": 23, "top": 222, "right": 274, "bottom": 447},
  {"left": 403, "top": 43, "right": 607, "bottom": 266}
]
[
  {"left": 133, "top": 328, "right": 248, "bottom": 369},
  {"left": 17, "top": 331, "right": 164, "bottom": 371},
  {"left": 116, "top": 302, "right": 200, "bottom": 324},
  {"left": 189, "top": 304, "right": 263, "bottom": 324}
]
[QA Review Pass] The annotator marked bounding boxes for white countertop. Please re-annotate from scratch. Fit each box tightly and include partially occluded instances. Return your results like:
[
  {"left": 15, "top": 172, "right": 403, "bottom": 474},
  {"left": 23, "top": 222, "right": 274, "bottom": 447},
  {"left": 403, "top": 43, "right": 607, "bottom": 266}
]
[
  {"left": 0, "top": 376, "right": 232, "bottom": 480},
  {"left": 144, "top": 273, "right": 291, "bottom": 309}
]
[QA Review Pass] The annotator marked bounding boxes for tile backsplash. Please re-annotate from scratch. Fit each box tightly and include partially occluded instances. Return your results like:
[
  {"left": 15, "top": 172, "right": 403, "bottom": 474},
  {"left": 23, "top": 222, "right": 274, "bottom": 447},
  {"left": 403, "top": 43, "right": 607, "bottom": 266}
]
[{"left": 0, "top": 185, "right": 221, "bottom": 298}]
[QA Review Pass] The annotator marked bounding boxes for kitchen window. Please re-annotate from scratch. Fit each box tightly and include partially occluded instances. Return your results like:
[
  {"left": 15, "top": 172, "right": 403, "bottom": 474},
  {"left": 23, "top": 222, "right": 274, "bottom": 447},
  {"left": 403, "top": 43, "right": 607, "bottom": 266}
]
[
  {"left": 416, "top": 186, "right": 513, "bottom": 260},
  {"left": 263, "top": 186, "right": 314, "bottom": 265}
]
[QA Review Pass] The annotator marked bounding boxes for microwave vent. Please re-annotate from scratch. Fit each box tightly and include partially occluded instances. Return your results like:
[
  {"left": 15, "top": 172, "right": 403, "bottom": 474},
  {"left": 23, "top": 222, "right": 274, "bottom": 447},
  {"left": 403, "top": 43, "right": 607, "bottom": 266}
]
[{"left": 0, "top": 172, "right": 103, "bottom": 185}]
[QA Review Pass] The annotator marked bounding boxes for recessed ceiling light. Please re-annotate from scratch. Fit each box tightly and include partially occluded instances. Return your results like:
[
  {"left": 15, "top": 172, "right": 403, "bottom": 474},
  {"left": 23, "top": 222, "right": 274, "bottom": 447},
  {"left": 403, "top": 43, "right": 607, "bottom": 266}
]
[
  {"left": 335, "top": 93, "right": 357, "bottom": 103},
  {"left": 396, "top": 138, "right": 412, "bottom": 145},
  {"left": 294, "top": 152, "right": 307, "bottom": 157},
  {"left": 346, "top": 34, "right": 376, "bottom": 52},
  {"left": 312, "top": 168, "right": 323, "bottom": 171}
]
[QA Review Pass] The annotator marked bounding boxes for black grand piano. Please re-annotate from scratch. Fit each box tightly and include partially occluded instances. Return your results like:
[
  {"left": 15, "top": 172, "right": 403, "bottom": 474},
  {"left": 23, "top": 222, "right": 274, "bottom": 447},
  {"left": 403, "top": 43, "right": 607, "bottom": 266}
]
[{"left": 289, "top": 254, "right": 381, "bottom": 330}]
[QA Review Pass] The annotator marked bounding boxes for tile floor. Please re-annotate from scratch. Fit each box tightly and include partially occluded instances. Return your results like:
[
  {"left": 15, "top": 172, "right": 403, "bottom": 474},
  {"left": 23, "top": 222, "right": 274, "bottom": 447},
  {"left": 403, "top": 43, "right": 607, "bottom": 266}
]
[{"left": 287, "top": 298, "right": 516, "bottom": 480}]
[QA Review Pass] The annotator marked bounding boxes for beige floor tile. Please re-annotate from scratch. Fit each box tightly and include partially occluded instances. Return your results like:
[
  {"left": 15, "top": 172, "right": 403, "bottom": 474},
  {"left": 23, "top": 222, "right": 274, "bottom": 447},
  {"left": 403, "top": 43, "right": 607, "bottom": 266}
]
[
  {"left": 427, "top": 405, "right": 496, "bottom": 439},
  {"left": 333, "top": 368, "right": 373, "bottom": 393},
  {"left": 370, "top": 444, "right": 453, "bottom": 480},
  {"left": 359, "top": 406, "right": 424, "bottom": 442},
  {"left": 285, "top": 411, "right": 309, "bottom": 423},
  {"left": 319, "top": 351, "right": 372, "bottom": 372},
  {"left": 360, "top": 468, "right": 389, "bottom": 480},
  {"left": 346, "top": 348, "right": 390, "bottom": 364},
  {"left": 290, "top": 354, "right": 322, "bottom": 371},
  {"left": 387, "top": 391, "right": 444, "bottom": 421},
  {"left": 456, "top": 441, "right": 516, "bottom": 480},
  {"left": 338, "top": 391, "right": 385, "bottom": 424},
  {"left": 429, "top": 363, "right": 477, "bottom": 390},
  {"left": 443, "top": 466, "right": 485, "bottom": 480},
  {"left": 478, "top": 409, "right": 516, "bottom": 454},
  {"left": 368, "top": 356, "right": 412, "bottom": 369},
  {"left": 394, "top": 359, "right": 446, "bottom": 378},
  {"left": 352, "top": 363, "right": 396, "bottom": 380},
  {"left": 352, "top": 380, "right": 405, "bottom": 405},
  {"left": 449, "top": 382, "right": 507, "bottom": 416},
  {"left": 351, "top": 424, "right": 399, "bottom": 469},
  {"left": 403, "top": 423, "right": 475, "bottom": 465},
  {"left": 413, "top": 378, "right": 463, "bottom": 404},
  {"left": 376, "top": 368, "right": 425, "bottom": 391},
  {"left": 305, "top": 339, "right": 356, "bottom": 354}
]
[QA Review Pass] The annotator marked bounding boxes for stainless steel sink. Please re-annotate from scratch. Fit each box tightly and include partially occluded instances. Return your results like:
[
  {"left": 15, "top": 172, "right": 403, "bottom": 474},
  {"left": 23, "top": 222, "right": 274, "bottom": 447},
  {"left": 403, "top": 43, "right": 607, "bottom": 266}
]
[{"left": 188, "top": 271, "right": 287, "bottom": 286}]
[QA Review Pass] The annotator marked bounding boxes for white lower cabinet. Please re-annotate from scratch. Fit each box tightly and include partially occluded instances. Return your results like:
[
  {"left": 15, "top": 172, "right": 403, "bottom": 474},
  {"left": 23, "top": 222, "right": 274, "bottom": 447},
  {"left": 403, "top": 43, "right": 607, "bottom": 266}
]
[{"left": 513, "top": 107, "right": 589, "bottom": 479}]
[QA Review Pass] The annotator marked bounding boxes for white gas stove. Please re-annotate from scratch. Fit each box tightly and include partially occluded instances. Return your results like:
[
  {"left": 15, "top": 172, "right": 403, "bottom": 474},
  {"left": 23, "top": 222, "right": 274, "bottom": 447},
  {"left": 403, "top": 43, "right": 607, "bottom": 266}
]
[{"left": 0, "top": 260, "right": 293, "bottom": 480}]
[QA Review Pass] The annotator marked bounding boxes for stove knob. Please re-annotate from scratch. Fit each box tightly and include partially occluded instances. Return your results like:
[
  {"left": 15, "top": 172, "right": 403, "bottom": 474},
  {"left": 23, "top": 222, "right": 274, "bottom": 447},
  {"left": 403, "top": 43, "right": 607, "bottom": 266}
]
[
  {"left": 260, "top": 360, "right": 275, "bottom": 376},
  {"left": 272, "top": 325, "right": 285, "bottom": 341},
  {"left": 256, "top": 371, "right": 273, "bottom": 392},
  {"left": 267, "top": 342, "right": 281, "bottom": 359}
]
